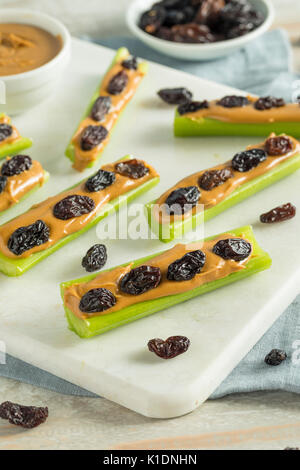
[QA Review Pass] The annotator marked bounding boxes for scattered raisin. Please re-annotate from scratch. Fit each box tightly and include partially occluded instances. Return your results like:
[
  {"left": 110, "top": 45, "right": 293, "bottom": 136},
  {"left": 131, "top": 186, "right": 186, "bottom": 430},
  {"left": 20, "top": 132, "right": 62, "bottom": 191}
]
[
  {"left": 254, "top": 96, "right": 285, "bottom": 111},
  {"left": 53, "top": 195, "right": 95, "bottom": 220},
  {"left": 260, "top": 203, "right": 296, "bottom": 224},
  {"left": 0, "top": 401, "right": 48, "bottom": 429},
  {"left": 178, "top": 100, "right": 209, "bottom": 115},
  {"left": 1, "top": 155, "right": 32, "bottom": 177},
  {"left": 213, "top": 238, "right": 252, "bottom": 261},
  {"left": 231, "top": 148, "right": 267, "bottom": 172},
  {"left": 217, "top": 95, "right": 249, "bottom": 108},
  {"left": 107, "top": 70, "right": 129, "bottom": 95},
  {"left": 115, "top": 159, "right": 149, "bottom": 179},
  {"left": 0, "top": 123, "right": 13, "bottom": 142},
  {"left": 165, "top": 186, "right": 200, "bottom": 215},
  {"left": 265, "top": 136, "right": 293, "bottom": 156},
  {"left": 8, "top": 220, "right": 50, "bottom": 256},
  {"left": 140, "top": 6, "right": 166, "bottom": 34},
  {"left": 158, "top": 87, "right": 193, "bottom": 105},
  {"left": 148, "top": 336, "right": 190, "bottom": 359},
  {"left": 120, "top": 265, "right": 161, "bottom": 295},
  {"left": 80, "top": 125, "right": 108, "bottom": 151},
  {"left": 82, "top": 244, "right": 107, "bottom": 272},
  {"left": 172, "top": 23, "right": 215, "bottom": 43},
  {"left": 122, "top": 56, "right": 138, "bottom": 70},
  {"left": 264, "top": 349, "right": 287, "bottom": 366},
  {"left": 85, "top": 169, "right": 116, "bottom": 192},
  {"left": 198, "top": 167, "right": 234, "bottom": 191},
  {"left": 0, "top": 175, "right": 7, "bottom": 194},
  {"left": 167, "top": 250, "right": 206, "bottom": 281},
  {"left": 79, "top": 288, "right": 116, "bottom": 313},
  {"left": 90, "top": 96, "right": 111, "bottom": 122}
]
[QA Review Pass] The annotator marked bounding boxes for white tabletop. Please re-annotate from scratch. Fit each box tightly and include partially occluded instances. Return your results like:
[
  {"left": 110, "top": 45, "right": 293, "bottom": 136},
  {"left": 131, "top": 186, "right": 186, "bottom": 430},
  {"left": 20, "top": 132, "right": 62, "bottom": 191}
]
[{"left": 1, "top": 0, "right": 300, "bottom": 451}]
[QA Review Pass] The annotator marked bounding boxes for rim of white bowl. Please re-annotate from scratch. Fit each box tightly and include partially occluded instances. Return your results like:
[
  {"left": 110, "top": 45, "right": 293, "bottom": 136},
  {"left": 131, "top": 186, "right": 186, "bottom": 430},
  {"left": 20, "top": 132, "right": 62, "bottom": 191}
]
[
  {"left": 127, "top": 0, "right": 275, "bottom": 52},
  {"left": 0, "top": 8, "right": 71, "bottom": 81}
]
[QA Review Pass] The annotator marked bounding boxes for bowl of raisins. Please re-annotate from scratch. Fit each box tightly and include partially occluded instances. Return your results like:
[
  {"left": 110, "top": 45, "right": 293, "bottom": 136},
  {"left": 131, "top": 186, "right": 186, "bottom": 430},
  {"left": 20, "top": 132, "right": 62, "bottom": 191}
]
[{"left": 127, "top": 0, "right": 274, "bottom": 61}]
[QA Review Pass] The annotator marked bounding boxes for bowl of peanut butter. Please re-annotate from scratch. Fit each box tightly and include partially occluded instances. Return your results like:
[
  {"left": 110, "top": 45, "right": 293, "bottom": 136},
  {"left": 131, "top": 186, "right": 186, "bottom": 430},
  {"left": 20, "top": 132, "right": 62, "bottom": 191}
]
[{"left": 0, "top": 9, "right": 71, "bottom": 115}]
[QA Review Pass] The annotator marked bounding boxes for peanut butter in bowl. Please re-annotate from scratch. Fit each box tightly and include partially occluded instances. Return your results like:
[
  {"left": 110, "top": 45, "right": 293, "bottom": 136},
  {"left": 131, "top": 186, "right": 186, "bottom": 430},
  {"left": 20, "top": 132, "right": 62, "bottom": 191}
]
[{"left": 0, "top": 23, "right": 62, "bottom": 76}]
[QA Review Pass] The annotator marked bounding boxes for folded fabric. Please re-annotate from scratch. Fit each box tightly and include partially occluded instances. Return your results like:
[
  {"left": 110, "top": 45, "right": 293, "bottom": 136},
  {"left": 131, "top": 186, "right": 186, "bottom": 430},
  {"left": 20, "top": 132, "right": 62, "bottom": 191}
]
[{"left": 1, "top": 29, "right": 299, "bottom": 400}]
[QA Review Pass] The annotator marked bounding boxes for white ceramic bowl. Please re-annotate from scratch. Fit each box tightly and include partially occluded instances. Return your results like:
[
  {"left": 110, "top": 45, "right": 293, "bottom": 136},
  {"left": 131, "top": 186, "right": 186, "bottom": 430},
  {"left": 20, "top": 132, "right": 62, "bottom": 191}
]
[
  {"left": 127, "top": 0, "right": 274, "bottom": 61},
  {"left": 0, "top": 9, "right": 71, "bottom": 115}
]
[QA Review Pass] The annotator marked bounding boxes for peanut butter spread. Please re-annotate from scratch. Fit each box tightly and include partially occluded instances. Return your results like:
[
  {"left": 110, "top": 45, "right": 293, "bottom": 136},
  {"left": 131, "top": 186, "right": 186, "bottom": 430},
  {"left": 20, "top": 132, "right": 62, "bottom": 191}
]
[
  {"left": 155, "top": 135, "right": 300, "bottom": 224},
  {"left": 0, "top": 158, "right": 45, "bottom": 213},
  {"left": 0, "top": 159, "right": 158, "bottom": 259},
  {"left": 183, "top": 96, "right": 300, "bottom": 124},
  {"left": 72, "top": 56, "right": 146, "bottom": 172},
  {"left": 0, "top": 23, "right": 62, "bottom": 76},
  {"left": 0, "top": 114, "right": 20, "bottom": 147},
  {"left": 64, "top": 233, "right": 252, "bottom": 320}
]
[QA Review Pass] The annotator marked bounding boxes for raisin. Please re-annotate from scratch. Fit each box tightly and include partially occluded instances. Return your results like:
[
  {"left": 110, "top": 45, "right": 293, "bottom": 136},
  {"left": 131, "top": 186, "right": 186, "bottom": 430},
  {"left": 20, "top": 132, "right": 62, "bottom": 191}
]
[
  {"left": 231, "top": 148, "right": 267, "bottom": 172},
  {"left": 82, "top": 244, "right": 107, "bottom": 272},
  {"left": 194, "top": 0, "right": 225, "bottom": 26},
  {"left": 107, "top": 70, "right": 129, "bottom": 95},
  {"left": 1, "top": 155, "right": 32, "bottom": 177},
  {"left": 53, "top": 195, "right": 95, "bottom": 220},
  {"left": 80, "top": 125, "right": 108, "bottom": 151},
  {"left": 115, "top": 159, "right": 149, "bottom": 179},
  {"left": 90, "top": 96, "right": 111, "bottom": 122},
  {"left": 265, "top": 136, "right": 293, "bottom": 156},
  {"left": 0, "top": 175, "right": 7, "bottom": 194},
  {"left": 79, "top": 288, "right": 116, "bottom": 313},
  {"left": 167, "top": 250, "right": 206, "bottom": 281},
  {"left": 0, "top": 123, "right": 13, "bottom": 142},
  {"left": 158, "top": 87, "right": 193, "bottom": 105},
  {"left": 122, "top": 56, "right": 138, "bottom": 70},
  {"left": 0, "top": 401, "right": 48, "bottom": 429},
  {"left": 260, "top": 203, "right": 296, "bottom": 224},
  {"left": 165, "top": 186, "right": 200, "bottom": 215},
  {"left": 264, "top": 349, "right": 287, "bottom": 366},
  {"left": 198, "top": 167, "right": 234, "bottom": 191},
  {"left": 164, "top": 9, "right": 187, "bottom": 27},
  {"left": 254, "top": 96, "right": 286, "bottom": 111},
  {"left": 120, "top": 265, "right": 161, "bottom": 295},
  {"left": 156, "top": 26, "right": 175, "bottom": 41},
  {"left": 216, "top": 0, "right": 263, "bottom": 38},
  {"left": 217, "top": 95, "right": 250, "bottom": 108},
  {"left": 213, "top": 238, "right": 252, "bottom": 261},
  {"left": 8, "top": 220, "right": 50, "bottom": 256},
  {"left": 178, "top": 100, "right": 209, "bottom": 115},
  {"left": 85, "top": 169, "right": 116, "bottom": 192},
  {"left": 140, "top": 6, "right": 166, "bottom": 34},
  {"left": 148, "top": 336, "right": 190, "bottom": 359},
  {"left": 227, "top": 22, "right": 254, "bottom": 39},
  {"left": 171, "top": 23, "right": 215, "bottom": 43}
]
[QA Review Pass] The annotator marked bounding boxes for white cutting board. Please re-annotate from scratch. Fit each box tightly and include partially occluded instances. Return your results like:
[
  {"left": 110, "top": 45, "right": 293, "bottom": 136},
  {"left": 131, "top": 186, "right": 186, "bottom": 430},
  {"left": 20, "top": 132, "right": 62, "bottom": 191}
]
[{"left": 1, "top": 38, "right": 300, "bottom": 419}]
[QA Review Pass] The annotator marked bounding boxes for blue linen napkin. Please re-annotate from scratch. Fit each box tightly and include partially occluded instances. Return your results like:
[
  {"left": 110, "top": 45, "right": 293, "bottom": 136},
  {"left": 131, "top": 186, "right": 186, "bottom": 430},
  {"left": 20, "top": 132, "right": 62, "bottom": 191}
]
[{"left": 1, "top": 29, "right": 300, "bottom": 400}]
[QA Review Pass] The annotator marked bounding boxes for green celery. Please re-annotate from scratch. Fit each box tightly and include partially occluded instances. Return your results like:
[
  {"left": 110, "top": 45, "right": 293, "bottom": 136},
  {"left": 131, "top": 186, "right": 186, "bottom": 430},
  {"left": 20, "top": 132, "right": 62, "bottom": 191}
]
[
  {"left": 60, "top": 225, "right": 271, "bottom": 339},
  {"left": 65, "top": 48, "right": 148, "bottom": 169},
  {"left": 0, "top": 156, "right": 159, "bottom": 277}
]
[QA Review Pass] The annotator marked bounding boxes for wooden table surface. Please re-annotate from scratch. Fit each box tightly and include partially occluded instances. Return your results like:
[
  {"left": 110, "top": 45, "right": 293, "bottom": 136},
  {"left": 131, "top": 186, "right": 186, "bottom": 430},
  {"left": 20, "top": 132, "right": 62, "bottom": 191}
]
[{"left": 0, "top": 0, "right": 300, "bottom": 451}]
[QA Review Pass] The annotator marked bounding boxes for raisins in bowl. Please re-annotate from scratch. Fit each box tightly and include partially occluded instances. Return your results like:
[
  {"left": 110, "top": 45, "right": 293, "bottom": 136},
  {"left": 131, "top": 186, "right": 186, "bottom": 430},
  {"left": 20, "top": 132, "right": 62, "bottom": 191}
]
[
  {"left": 213, "top": 238, "right": 252, "bottom": 261},
  {"left": 79, "top": 288, "right": 116, "bottom": 313},
  {"left": 8, "top": 220, "right": 50, "bottom": 256},
  {"left": 260, "top": 203, "right": 296, "bottom": 224},
  {"left": 198, "top": 168, "right": 234, "bottom": 191},
  {"left": 53, "top": 195, "right": 95, "bottom": 220},
  {"left": 158, "top": 87, "right": 193, "bottom": 105},
  {"left": 82, "top": 244, "right": 107, "bottom": 272},
  {"left": 148, "top": 336, "right": 190, "bottom": 359},
  {"left": 265, "top": 136, "right": 293, "bottom": 156},
  {"left": 231, "top": 148, "right": 267, "bottom": 172},
  {"left": 0, "top": 123, "right": 13, "bottom": 142},
  {"left": 80, "top": 125, "right": 108, "bottom": 151},
  {"left": 0, "top": 401, "right": 48, "bottom": 429},
  {"left": 217, "top": 95, "right": 249, "bottom": 108},
  {"left": 85, "top": 169, "right": 116, "bottom": 192},
  {"left": 167, "top": 250, "right": 206, "bottom": 281},
  {"left": 120, "top": 265, "right": 161, "bottom": 295},
  {"left": 1, "top": 155, "right": 32, "bottom": 177},
  {"left": 115, "top": 159, "right": 149, "bottom": 179},
  {"left": 165, "top": 186, "right": 200, "bottom": 215}
]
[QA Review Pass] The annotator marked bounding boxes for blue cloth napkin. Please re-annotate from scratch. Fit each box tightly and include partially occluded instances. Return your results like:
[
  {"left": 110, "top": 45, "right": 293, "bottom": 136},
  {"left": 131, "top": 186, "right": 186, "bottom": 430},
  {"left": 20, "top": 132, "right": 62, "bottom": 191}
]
[{"left": 1, "top": 29, "right": 300, "bottom": 400}]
